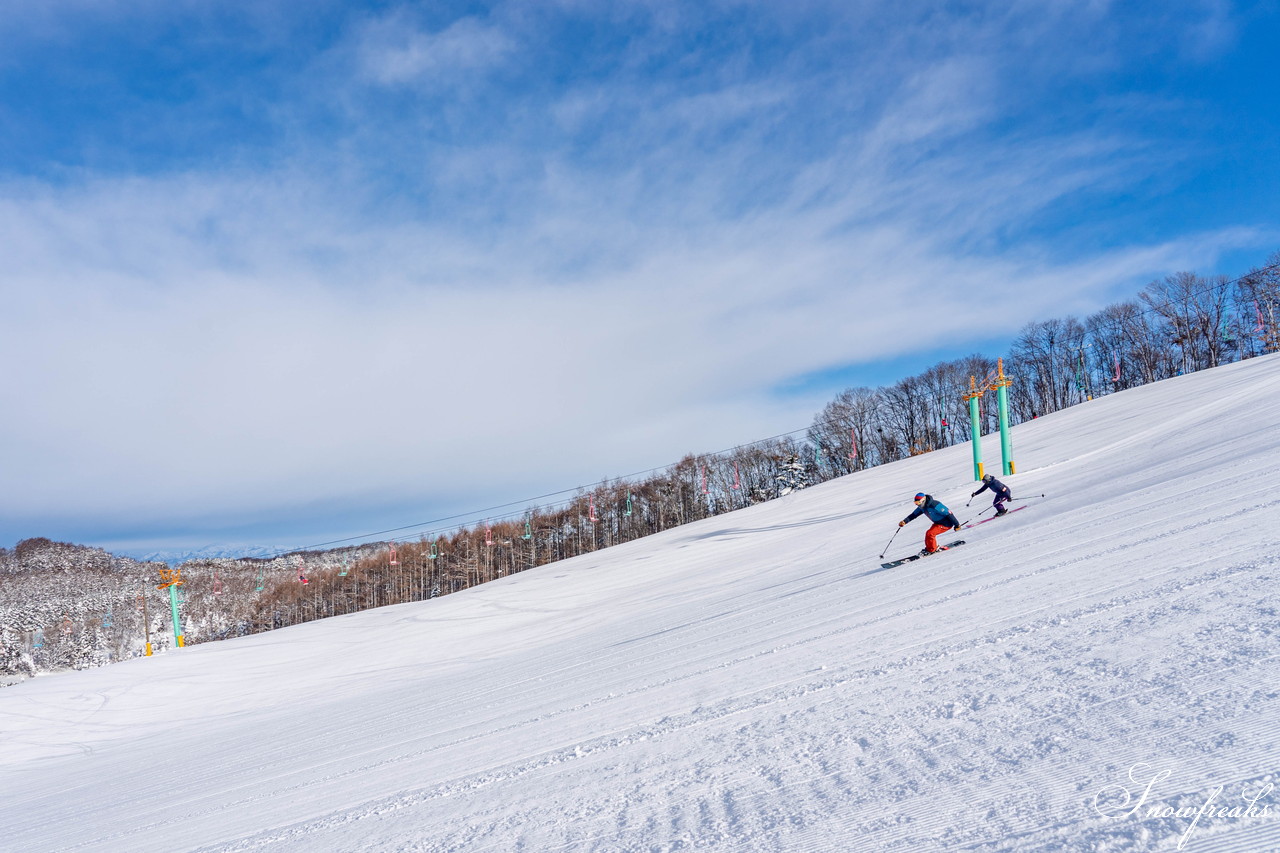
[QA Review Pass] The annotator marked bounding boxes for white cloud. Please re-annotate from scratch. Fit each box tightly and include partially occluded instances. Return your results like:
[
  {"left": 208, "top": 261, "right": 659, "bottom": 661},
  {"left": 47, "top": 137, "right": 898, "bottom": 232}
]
[
  {"left": 0, "top": 156, "right": 1261, "bottom": 543},
  {"left": 356, "top": 12, "right": 516, "bottom": 85}
]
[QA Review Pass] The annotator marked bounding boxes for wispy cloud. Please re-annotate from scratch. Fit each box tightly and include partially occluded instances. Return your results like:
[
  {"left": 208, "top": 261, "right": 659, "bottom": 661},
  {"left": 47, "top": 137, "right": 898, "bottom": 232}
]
[{"left": 355, "top": 11, "right": 516, "bottom": 85}]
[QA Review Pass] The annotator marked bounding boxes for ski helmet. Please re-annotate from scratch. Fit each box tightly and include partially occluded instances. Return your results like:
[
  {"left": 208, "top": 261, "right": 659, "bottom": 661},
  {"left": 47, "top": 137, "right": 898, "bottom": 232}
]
[
  {"left": 913, "top": 492, "right": 926, "bottom": 502},
  {"left": 982, "top": 474, "right": 993, "bottom": 482}
]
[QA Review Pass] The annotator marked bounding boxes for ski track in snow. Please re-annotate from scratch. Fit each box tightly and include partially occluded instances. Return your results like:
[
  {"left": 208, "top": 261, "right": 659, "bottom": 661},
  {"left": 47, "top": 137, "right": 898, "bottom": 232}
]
[{"left": 3, "top": 355, "right": 1280, "bottom": 852}]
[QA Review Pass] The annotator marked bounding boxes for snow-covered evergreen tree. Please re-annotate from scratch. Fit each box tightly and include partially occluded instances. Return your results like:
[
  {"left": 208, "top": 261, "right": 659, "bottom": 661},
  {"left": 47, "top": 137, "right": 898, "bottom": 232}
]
[{"left": 776, "top": 454, "right": 807, "bottom": 495}]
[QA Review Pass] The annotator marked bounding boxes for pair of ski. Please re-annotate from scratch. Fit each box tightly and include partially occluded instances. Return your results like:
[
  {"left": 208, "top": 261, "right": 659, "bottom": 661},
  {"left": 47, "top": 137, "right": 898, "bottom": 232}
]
[
  {"left": 962, "top": 504, "right": 1028, "bottom": 529},
  {"left": 879, "top": 540, "right": 965, "bottom": 569}
]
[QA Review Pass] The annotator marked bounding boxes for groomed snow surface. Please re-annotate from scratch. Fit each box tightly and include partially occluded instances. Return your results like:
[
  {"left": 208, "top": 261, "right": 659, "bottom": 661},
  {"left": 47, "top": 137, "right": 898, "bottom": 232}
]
[{"left": 4, "top": 355, "right": 1280, "bottom": 853}]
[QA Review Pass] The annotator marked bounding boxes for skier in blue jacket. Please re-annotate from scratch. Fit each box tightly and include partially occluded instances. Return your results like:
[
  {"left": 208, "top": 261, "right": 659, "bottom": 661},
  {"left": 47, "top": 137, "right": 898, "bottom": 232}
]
[
  {"left": 971, "top": 474, "right": 1012, "bottom": 516},
  {"left": 899, "top": 493, "right": 961, "bottom": 555}
]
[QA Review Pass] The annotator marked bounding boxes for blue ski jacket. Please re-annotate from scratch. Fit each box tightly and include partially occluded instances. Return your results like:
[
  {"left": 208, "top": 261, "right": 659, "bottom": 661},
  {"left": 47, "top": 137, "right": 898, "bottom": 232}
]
[{"left": 903, "top": 495, "right": 959, "bottom": 527}]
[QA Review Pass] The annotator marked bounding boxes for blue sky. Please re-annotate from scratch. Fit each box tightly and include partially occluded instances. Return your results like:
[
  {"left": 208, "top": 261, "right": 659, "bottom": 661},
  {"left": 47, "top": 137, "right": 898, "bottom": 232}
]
[{"left": 2, "top": 0, "right": 1277, "bottom": 559}]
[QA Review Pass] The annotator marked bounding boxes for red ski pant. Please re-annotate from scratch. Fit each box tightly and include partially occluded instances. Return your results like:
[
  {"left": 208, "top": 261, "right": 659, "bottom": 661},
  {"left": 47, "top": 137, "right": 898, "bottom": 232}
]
[{"left": 925, "top": 523, "right": 950, "bottom": 553}]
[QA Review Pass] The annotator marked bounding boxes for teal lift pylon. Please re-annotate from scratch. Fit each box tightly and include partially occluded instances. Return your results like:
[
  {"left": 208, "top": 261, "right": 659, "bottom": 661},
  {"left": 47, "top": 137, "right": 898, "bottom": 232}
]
[{"left": 964, "top": 358, "right": 1016, "bottom": 480}]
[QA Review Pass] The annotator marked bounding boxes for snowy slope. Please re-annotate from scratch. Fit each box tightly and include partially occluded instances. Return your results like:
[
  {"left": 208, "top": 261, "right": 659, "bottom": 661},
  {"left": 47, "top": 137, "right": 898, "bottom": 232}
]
[{"left": 3, "top": 355, "right": 1280, "bottom": 853}]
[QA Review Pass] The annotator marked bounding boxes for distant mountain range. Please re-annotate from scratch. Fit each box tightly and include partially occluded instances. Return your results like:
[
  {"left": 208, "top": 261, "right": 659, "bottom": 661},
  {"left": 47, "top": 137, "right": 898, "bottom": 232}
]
[{"left": 124, "top": 543, "right": 287, "bottom": 565}]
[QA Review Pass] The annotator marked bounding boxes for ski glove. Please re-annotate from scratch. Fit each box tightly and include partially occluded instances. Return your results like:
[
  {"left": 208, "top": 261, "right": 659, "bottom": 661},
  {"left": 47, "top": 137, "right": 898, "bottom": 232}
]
[
  {"left": 898, "top": 521, "right": 906, "bottom": 527},
  {"left": 953, "top": 525, "right": 961, "bottom": 531}
]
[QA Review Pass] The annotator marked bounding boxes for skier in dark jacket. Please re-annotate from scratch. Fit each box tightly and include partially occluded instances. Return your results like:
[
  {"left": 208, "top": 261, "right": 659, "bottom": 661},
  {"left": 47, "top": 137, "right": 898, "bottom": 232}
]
[
  {"left": 971, "top": 474, "right": 1012, "bottom": 516},
  {"left": 899, "top": 493, "right": 961, "bottom": 555}
]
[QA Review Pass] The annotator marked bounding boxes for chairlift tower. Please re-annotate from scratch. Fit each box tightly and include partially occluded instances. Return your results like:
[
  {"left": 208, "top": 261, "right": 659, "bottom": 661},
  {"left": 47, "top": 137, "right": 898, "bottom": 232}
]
[
  {"left": 995, "top": 360, "right": 1015, "bottom": 476},
  {"left": 964, "top": 358, "right": 1016, "bottom": 481},
  {"left": 155, "top": 569, "right": 185, "bottom": 648},
  {"left": 963, "top": 379, "right": 985, "bottom": 481}
]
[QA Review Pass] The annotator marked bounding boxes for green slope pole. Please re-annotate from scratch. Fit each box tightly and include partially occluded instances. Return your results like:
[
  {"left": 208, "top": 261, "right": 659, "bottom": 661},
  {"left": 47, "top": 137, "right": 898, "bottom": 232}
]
[
  {"left": 996, "top": 358, "right": 1015, "bottom": 476},
  {"left": 157, "top": 569, "right": 185, "bottom": 648},
  {"left": 965, "top": 378, "right": 984, "bottom": 481},
  {"left": 168, "top": 585, "right": 184, "bottom": 648}
]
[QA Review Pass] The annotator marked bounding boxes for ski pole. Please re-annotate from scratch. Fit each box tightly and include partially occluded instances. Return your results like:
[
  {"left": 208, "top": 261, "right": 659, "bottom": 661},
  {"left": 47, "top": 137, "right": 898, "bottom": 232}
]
[
  {"left": 959, "top": 506, "right": 994, "bottom": 527},
  {"left": 878, "top": 526, "right": 903, "bottom": 558},
  {"left": 1011, "top": 494, "right": 1047, "bottom": 502}
]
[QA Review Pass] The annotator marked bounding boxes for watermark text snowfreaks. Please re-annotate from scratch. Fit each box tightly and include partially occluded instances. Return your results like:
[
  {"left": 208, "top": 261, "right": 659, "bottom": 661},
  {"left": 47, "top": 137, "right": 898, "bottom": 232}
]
[{"left": 1093, "top": 762, "right": 1276, "bottom": 849}]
